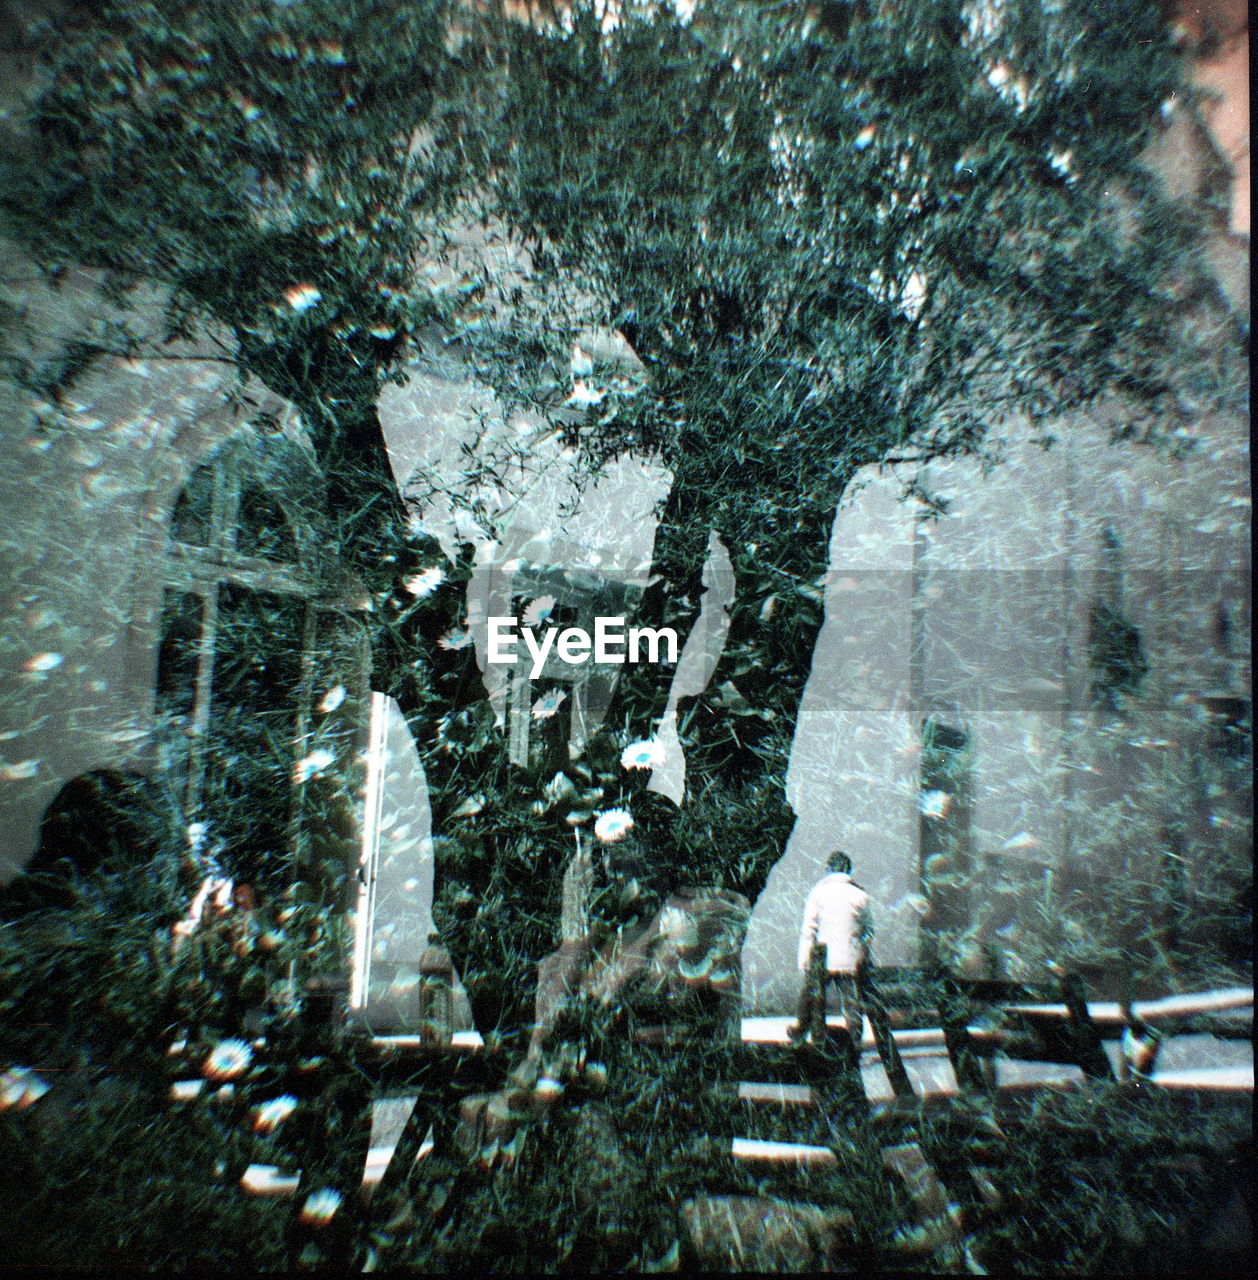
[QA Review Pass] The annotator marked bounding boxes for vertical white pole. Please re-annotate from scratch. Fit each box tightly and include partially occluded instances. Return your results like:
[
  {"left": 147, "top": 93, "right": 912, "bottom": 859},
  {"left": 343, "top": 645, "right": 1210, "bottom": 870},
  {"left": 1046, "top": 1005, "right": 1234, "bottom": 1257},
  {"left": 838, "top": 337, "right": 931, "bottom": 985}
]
[{"left": 351, "top": 691, "right": 389, "bottom": 1009}]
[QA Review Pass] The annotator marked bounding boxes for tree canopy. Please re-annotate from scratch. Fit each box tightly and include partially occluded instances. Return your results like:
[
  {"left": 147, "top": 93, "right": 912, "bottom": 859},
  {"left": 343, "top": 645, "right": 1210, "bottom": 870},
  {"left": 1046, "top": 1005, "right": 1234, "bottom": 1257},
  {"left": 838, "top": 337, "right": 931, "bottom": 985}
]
[
  {"left": 3, "top": 0, "right": 481, "bottom": 577},
  {"left": 489, "top": 0, "right": 1214, "bottom": 542}
]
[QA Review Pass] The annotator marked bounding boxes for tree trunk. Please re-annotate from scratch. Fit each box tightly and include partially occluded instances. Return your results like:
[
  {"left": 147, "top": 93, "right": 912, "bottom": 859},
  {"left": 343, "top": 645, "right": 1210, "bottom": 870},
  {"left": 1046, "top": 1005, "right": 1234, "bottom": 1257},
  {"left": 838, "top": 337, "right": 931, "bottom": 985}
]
[{"left": 667, "top": 502, "right": 836, "bottom": 905}]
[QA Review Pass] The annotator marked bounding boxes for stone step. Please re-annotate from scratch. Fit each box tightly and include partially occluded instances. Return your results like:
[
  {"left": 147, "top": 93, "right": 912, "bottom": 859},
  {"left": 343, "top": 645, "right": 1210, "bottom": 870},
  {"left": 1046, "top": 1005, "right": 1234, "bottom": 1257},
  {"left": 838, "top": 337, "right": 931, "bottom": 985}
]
[
  {"left": 239, "top": 1146, "right": 408, "bottom": 1199},
  {"left": 236, "top": 1112, "right": 983, "bottom": 1276},
  {"left": 739, "top": 1035, "right": 1254, "bottom": 1102},
  {"left": 741, "top": 1015, "right": 933, "bottom": 1048},
  {"left": 241, "top": 1136, "right": 436, "bottom": 1201},
  {"left": 372, "top": 1030, "right": 484, "bottom": 1051},
  {"left": 729, "top": 1137, "right": 837, "bottom": 1166},
  {"left": 227, "top": 990, "right": 1253, "bottom": 1216},
  {"left": 240, "top": 1164, "right": 300, "bottom": 1197},
  {"left": 740, "top": 988, "right": 1253, "bottom": 1046},
  {"left": 173, "top": 991, "right": 1252, "bottom": 1063},
  {"left": 230, "top": 1049, "right": 1255, "bottom": 1203},
  {"left": 1152, "top": 1066, "right": 1253, "bottom": 1090},
  {"left": 737, "top": 1081, "right": 813, "bottom": 1106},
  {"left": 1003, "top": 987, "right": 1253, "bottom": 1027}
]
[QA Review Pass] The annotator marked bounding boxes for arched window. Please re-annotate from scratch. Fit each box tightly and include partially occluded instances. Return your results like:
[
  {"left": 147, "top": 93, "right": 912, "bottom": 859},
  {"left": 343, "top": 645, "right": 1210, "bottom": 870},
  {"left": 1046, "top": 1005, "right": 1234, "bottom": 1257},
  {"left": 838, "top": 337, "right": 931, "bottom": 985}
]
[
  {"left": 1087, "top": 526, "right": 1148, "bottom": 711},
  {"left": 155, "top": 429, "right": 367, "bottom": 898}
]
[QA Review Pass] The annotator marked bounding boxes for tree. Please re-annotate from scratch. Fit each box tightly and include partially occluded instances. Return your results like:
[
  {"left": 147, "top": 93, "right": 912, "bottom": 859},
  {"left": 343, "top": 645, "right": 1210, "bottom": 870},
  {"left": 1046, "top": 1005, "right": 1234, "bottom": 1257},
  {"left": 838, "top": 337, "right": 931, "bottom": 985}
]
[
  {"left": 2, "top": 0, "right": 474, "bottom": 588},
  {"left": 0, "top": 0, "right": 515, "bottom": 1024},
  {"left": 1, "top": 0, "right": 1241, "bottom": 1041},
  {"left": 474, "top": 0, "right": 1240, "bottom": 912}
]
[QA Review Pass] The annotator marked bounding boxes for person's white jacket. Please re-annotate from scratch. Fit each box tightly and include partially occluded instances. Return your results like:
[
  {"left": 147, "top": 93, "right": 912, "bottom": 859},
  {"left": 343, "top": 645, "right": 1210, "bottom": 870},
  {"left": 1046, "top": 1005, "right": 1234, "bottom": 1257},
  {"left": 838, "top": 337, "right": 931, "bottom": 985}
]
[{"left": 797, "top": 872, "right": 872, "bottom": 973}]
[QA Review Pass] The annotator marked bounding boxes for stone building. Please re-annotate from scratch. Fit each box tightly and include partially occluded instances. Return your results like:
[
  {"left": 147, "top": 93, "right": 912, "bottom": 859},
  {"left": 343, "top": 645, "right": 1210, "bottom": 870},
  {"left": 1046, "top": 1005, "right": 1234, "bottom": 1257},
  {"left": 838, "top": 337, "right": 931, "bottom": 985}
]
[{"left": 742, "top": 406, "right": 1250, "bottom": 1010}]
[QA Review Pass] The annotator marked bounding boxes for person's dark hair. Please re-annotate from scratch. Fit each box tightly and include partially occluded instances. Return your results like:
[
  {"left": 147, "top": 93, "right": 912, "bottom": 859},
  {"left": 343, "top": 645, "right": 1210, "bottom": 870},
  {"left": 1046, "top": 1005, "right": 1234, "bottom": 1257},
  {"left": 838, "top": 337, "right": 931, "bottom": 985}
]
[
  {"left": 2, "top": 769, "right": 177, "bottom": 918},
  {"left": 32, "top": 769, "right": 167, "bottom": 879},
  {"left": 827, "top": 850, "right": 852, "bottom": 875}
]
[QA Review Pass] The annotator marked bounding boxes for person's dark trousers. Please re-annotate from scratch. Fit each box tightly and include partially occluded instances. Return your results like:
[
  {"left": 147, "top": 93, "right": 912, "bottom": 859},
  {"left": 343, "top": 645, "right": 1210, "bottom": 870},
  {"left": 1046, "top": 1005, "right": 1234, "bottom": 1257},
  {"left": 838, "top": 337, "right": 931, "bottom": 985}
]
[
  {"left": 857, "top": 966, "right": 915, "bottom": 1101},
  {"left": 793, "top": 945, "right": 862, "bottom": 1046},
  {"left": 793, "top": 952, "right": 916, "bottom": 1100}
]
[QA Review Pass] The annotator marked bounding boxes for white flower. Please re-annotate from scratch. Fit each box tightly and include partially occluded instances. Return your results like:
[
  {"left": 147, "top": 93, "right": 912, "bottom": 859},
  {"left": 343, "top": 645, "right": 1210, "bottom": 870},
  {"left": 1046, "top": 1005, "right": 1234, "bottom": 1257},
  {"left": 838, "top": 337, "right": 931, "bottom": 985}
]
[
  {"left": 318, "top": 685, "right": 346, "bottom": 713},
  {"left": 657, "top": 906, "right": 691, "bottom": 938},
  {"left": 986, "top": 61, "right": 1029, "bottom": 111},
  {"left": 293, "top": 748, "right": 335, "bottom": 783},
  {"left": 522, "top": 595, "right": 556, "bottom": 628},
  {"left": 532, "top": 689, "right": 568, "bottom": 720},
  {"left": 919, "top": 789, "right": 952, "bottom": 820},
  {"left": 438, "top": 628, "right": 473, "bottom": 651},
  {"left": 449, "top": 793, "right": 485, "bottom": 819},
  {"left": 22, "top": 652, "right": 63, "bottom": 673},
  {"left": 202, "top": 1038, "right": 253, "bottom": 1082},
  {"left": 898, "top": 269, "right": 928, "bottom": 321},
  {"left": 284, "top": 283, "right": 322, "bottom": 312},
  {"left": 541, "top": 771, "right": 576, "bottom": 806},
  {"left": 594, "top": 808, "right": 634, "bottom": 843},
  {"left": 854, "top": 123, "right": 877, "bottom": 149},
  {"left": 533, "top": 1076, "right": 564, "bottom": 1103},
  {"left": 1047, "top": 147, "right": 1076, "bottom": 182},
  {"left": 253, "top": 1094, "right": 299, "bottom": 1134},
  {"left": 174, "top": 874, "right": 234, "bottom": 937},
  {"left": 986, "top": 60, "right": 1009, "bottom": 88},
  {"left": 620, "top": 740, "right": 666, "bottom": 772},
  {"left": 566, "top": 380, "right": 606, "bottom": 407},
  {"left": 299, "top": 1188, "right": 343, "bottom": 1227},
  {"left": 0, "top": 1067, "right": 50, "bottom": 1111},
  {"left": 1001, "top": 832, "right": 1039, "bottom": 851},
  {"left": 403, "top": 566, "right": 446, "bottom": 598},
  {"left": 570, "top": 344, "right": 593, "bottom": 378}
]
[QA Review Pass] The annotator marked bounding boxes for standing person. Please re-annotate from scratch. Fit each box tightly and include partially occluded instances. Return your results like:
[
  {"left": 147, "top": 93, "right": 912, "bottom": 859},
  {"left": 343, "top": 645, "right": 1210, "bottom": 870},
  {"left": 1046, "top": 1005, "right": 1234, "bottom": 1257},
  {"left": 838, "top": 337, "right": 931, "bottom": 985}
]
[{"left": 788, "top": 851, "right": 871, "bottom": 1044}]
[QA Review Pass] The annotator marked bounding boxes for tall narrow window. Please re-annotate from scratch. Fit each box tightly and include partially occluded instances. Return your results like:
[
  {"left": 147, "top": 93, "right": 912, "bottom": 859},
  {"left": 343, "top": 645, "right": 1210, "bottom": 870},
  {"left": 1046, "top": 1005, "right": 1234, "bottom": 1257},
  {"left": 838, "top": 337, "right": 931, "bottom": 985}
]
[
  {"left": 199, "top": 585, "right": 306, "bottom": 888},
  {"left": 1088, "top": 526, "right": 1147, "bottom": 710},
  {"left": 919, "top": 718, "right": 973, "bottom": 967}
]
